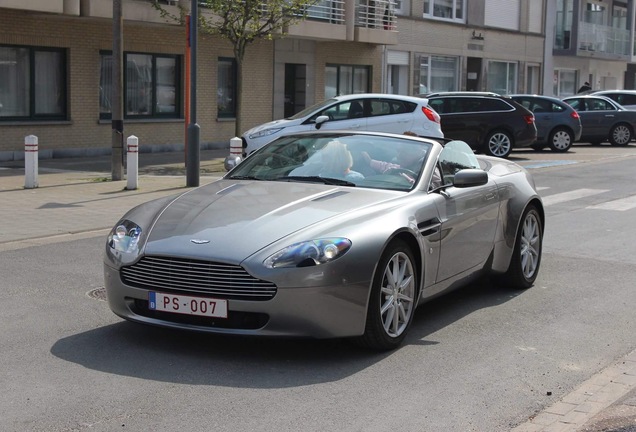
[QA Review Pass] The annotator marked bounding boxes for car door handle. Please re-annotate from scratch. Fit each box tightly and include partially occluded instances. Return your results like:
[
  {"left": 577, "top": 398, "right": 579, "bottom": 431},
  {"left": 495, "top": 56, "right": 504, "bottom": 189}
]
[{"left": 605, "top": 114, "right": 615, "bottom": 118}]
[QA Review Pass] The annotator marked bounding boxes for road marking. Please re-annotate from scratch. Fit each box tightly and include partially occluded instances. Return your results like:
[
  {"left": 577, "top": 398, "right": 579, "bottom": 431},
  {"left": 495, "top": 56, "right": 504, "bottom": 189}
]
[
  {"left": 541, "top": 188, "right": 608, "bottom": 206},
  {"left": 522, "top": 160, "right": 578, "bottom": 169},
  {"left": 587, "top": 194, "right": 636, "bottom": 211}
]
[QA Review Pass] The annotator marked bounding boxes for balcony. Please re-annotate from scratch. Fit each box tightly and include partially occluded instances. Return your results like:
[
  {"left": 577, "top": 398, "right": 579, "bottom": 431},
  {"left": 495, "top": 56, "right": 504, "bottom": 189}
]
[
  {"left": 578, "top": 22, "right": 630, "bottom": 58},
  {"left": 287, "top": 0, "right": 397, "bottom": 44}
]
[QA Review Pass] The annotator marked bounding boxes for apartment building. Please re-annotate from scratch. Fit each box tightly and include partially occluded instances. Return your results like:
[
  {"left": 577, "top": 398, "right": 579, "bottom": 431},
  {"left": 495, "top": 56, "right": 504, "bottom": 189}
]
[
  {"left": 382, "top": 0, "right": 547, "bottom": 96},
  {"left": 0, "top": 0, "right": 395, "bottom": 160},
  {"left": 549, "top": 0, "right": 635, "bottom": 96},
  {"left": 3, "top": 0, "right": 635, "bottom": 159}
]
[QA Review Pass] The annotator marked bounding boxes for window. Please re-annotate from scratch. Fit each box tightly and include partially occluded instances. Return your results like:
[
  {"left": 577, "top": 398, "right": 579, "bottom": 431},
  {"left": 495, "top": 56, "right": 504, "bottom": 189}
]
[
  {"left": 99, "top": 52, "right": 180, "bottom": 119},
  {"left": 218, "top": 58, "right": 237, "bottom": 118},
  {"left": 325, "top": 65, "right": 370, "bottom": 98},
  {"left": 553, "top": 69, "right": 577, "bottom": 97},
  {"left": 423, "top": 0, "right": 465, "bottom": 22},
  {"left": 486, "top": 61, "right": 517, "bottom": 94},
  {"left": 414, "top": 55, "right": 459, "bottom": 95},
  {"left": 554, "top": 0, "right": 574, "bottom": 49},
  {"left": 0, "top": 45, "right": 66, "bottom": 120}
]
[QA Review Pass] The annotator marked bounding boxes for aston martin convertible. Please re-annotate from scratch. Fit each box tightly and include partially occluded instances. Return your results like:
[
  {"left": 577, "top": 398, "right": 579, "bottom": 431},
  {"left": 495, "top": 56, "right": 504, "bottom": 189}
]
[{"left": 104, "top": 131, "right": 544, "bottom": 350}]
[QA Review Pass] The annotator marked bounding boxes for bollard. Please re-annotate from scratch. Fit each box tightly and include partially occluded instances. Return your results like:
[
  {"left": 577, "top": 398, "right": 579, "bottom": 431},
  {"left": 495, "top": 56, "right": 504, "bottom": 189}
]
[
  {"left": 126, "top": 135, "right": 138, "bottom": 190},
  {"left": 24, "top": 135, "right": 39, "bottom": 189},
  {"left": 225, "top": 137, "right": 244, "bottom": 171}
]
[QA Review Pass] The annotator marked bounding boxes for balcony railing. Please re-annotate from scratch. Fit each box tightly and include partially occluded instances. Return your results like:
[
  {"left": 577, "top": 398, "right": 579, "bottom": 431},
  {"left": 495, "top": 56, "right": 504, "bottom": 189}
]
[
  {"left": 578, "top": 22, "right": 630, "bottom": 56},
  {"left": 356, "top": 0, "right": 397, "bottom": 30},
  {"left": 306, "top": 0, "right": 345, "bottom": 24}
]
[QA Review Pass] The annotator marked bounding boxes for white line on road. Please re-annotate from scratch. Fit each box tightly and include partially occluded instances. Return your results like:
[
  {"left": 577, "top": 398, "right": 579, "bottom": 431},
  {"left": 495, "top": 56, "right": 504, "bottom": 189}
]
[
  {"left": 587, "top": 194, "right": 636, "bottom": 211},
  {"left": 541, "top": 188, "right": 608, "bottom": 206}
]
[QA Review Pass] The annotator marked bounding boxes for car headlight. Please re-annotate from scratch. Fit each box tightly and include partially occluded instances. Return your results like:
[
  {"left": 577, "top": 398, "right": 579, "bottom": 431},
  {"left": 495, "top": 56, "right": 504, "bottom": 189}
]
[
  {"left": 248, "top": 127, "right": 284, "bottom": 140},
  {"left": 107, "top": 220, "right": 142, "bottom": 254},
  {"left": 264, "top": 238, "right": 352, "bottom": 268}
]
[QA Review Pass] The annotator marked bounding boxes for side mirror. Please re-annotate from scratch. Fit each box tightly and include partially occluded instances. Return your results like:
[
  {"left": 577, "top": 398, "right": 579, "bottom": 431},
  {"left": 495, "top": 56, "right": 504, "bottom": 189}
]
[
  {"left": 452, "top": 169, "right": 488, "bottom": 188},
  {"left": 315, "top": 115, "right": 330, "bottom": 129}
]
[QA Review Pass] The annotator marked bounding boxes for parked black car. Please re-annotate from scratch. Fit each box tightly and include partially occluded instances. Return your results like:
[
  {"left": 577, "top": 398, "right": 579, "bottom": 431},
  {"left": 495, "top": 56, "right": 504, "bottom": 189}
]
[
  {"left": 509, "top": 94, "right": 582, "bottom": 152},
  {"left": 562, "top": 95, "right": 636, "bottom": 146},
  {"left": 425, "top": 92, "right": 537, "bottom": 158}
]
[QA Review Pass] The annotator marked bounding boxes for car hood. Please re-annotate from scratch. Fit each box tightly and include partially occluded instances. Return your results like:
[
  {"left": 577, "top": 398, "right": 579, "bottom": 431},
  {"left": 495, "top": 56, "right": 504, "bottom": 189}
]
[{"left": 143, "top": 180, "right": 397, "bottom": 263}]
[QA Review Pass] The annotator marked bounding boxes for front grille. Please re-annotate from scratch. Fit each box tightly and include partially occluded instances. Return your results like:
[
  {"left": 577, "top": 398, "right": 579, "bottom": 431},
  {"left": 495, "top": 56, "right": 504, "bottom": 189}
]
[{"left": 121, "top": 256, "right": 277, "bottom": 301}]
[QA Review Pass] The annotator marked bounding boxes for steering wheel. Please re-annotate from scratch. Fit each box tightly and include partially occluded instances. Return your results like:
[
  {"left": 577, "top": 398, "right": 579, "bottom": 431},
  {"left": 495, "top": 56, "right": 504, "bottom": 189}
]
[
  {"left": 267, "top": 153, "right": 296, "bottom": 168},
  {"left": 385, "top": 167, "right": 418, "bottom": 179}
]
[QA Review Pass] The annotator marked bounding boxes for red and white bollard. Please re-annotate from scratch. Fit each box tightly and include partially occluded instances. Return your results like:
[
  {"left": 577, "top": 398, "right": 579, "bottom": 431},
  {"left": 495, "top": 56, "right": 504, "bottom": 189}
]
[
  {"left": 126, "top": 135, "right": 138, "bottom": 190},
  {"left": 224, "top": 137, "right": 243, "bottom": 171},
  {"left": 24, "top": 135, "right": 38, "bottom": 189}
]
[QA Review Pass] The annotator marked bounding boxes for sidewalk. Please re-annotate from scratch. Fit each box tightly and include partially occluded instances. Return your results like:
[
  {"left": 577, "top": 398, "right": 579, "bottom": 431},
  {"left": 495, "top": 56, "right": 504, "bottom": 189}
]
[
  {"left": 0, "top": 148, "right": 227, "bottom": 246},
  {"left": 1, "top": 149, "right": 635, "bottom": 431}
]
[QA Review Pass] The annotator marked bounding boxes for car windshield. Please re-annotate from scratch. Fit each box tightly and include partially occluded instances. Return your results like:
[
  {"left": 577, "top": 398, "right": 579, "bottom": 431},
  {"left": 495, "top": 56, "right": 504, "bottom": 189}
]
[
  {"left": 286, "top": 98, "right": 339, "bottom": 120},
  {"left": 227, "top": 134, "right": 434, "bottom": 192}
]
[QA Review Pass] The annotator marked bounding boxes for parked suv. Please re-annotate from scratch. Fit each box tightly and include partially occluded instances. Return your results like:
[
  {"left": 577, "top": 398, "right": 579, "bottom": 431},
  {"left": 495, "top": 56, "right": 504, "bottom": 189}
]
[
  {"left": 424, "top": 92, "right": 537, "bottom": 158},
  {"left": 509, "top": 94, "right": 582, "bottom": 152},
  {"left": 241, "top": 93, "right": 444, "bottom": 155}
]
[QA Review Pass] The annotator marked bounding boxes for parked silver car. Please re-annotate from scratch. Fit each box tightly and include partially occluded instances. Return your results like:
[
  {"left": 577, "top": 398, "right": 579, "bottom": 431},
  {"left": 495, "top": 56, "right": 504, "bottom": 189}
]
[
  {"left": 590, "top": 90, "right": 636, "bottom": 110},
  {"left": 104, "top": 131, "right": 544, "bottom": 351},
  {"left": 510, "top": 94, "right": 582, "bottom": 152}
]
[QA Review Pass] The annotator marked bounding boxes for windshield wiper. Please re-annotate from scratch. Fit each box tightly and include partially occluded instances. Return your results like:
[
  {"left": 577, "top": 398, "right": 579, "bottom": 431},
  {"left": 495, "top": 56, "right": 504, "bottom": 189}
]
[{"left": 275, "top": 176, "right": 356, "bottom": 187}]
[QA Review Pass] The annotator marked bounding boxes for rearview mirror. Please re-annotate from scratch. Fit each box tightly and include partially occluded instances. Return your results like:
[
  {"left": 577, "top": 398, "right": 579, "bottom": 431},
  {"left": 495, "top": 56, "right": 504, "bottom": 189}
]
[
  {"left": 453, "top": 169, "right": 488, "bottom": 188},
  {"left": 315, "top": 115, "right": 330, "bottom": 129}
]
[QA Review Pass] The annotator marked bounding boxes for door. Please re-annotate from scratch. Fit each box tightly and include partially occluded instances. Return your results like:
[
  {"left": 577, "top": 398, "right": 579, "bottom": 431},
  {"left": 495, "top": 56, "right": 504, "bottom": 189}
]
[
  {"left": 284, "top": 64, "right": 307, "bottom": 118},
  {"left": 434, "top": 141, "right": 499, "bottom": 281},
  {"left": 308, "top": 99, "right": 368, "bottom": 132},
  {"left": 365, "top": 98, "right": 414, "bottom": 133}
]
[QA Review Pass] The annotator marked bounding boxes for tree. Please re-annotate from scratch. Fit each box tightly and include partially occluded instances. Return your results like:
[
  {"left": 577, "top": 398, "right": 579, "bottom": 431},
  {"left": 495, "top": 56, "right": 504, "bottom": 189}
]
[{"left": 153, "top": 0, "right": 318, "bottom": 137}]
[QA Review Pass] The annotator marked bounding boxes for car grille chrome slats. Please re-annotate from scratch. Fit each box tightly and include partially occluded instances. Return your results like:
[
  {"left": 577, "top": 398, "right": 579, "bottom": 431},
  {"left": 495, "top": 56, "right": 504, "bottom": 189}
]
[{"left": 121, "top": 256, "right": 277, "bottom": 301}]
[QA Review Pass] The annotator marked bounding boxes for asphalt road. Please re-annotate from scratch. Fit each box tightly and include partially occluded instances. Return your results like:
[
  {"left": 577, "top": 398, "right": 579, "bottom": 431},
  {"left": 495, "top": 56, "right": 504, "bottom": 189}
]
[{"left": 1, "top": 144, "right": 635, "bottom": 431}]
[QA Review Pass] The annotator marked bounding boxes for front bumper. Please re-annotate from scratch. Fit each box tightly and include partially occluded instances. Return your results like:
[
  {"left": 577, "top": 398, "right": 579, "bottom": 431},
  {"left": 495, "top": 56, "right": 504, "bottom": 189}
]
[{"left": 104, "top": 263, "right": 371, "bottom": 339}]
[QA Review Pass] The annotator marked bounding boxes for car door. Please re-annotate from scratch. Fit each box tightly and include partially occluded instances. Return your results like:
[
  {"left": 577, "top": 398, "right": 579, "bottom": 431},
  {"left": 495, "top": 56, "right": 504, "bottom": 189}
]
[
  {"left": 429, "top": 97, "right": 480, "bottom": 147},
  {"left": 364, "top": 98, "right": 414, "bottom": 133},
  {"left": 433, "top": 141, "right": 499, "bottom": 282},
  {"left": 585, "top": 97, "right": 618, "bottom": 138},
  {"left": 565, "top": 98, "right": 600, "bottom": 138},
  {"left": 311, "top": 99, "right": 368, "bottom": 132}
]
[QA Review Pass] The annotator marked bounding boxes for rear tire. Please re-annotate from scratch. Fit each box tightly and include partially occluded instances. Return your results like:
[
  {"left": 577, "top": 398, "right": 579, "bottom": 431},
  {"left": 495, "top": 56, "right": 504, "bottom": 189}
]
[
  {"left": 356, "top": 240, "right": 417, "bottom": 351},
  {"left": 609, "top": 123, "right": 632, "bottom": 146},
  {"left": 548, "top": 127, "right": 573, "bottom": 152},
  {"left": 485, "top": 130, "right": 513, "bottom": 158},
  {"left": 500, "top": 205, "right": 542, "bottom": 289}
]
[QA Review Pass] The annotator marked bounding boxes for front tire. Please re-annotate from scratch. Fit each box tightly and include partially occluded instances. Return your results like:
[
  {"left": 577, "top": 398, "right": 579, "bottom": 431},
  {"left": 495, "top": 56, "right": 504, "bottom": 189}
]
[
  {"left": 548, "top": 127, "right": 573, "bottom": 152},
  {"left": 357, "top": 240, "right": 417, "bottom": 350},
  {"left": 609, "top": 123, "right": 632, "bottom": 146},
  {"left": 501, "top": 205, "right": 542, "bottom": 289},
  {"left": 485, "top": 130, "right": 513, "bottom": 158}
]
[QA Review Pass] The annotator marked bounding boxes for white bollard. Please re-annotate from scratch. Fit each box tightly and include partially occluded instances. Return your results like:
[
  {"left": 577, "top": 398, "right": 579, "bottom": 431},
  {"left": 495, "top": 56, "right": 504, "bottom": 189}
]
[
  {"left": 229, "top": 136, "right": 242, "bottom": 156},
  {"left": 126, "top": 135, "right": 138, "bottom": 190},
  {"left": 24, "top": 135, "right": 38, "bottom": 189}
]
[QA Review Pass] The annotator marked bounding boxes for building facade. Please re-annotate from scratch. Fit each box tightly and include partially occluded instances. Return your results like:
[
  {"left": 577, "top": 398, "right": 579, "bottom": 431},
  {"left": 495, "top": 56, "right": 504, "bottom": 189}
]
[
  {"left": 0, "top": 0, "right": 395, "bottom": 160},
  {"left": 549, "top": 0, "right": 635, "bottom": 96},
  {"left": 2, "top": 0, "right": 635, "bottom": 160}
]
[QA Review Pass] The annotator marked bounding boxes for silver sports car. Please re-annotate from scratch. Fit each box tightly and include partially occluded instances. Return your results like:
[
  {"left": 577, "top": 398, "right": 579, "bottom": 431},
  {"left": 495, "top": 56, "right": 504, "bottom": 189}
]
[{"left": 104, "top": 131, "right": 544, "bottom": 350}]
